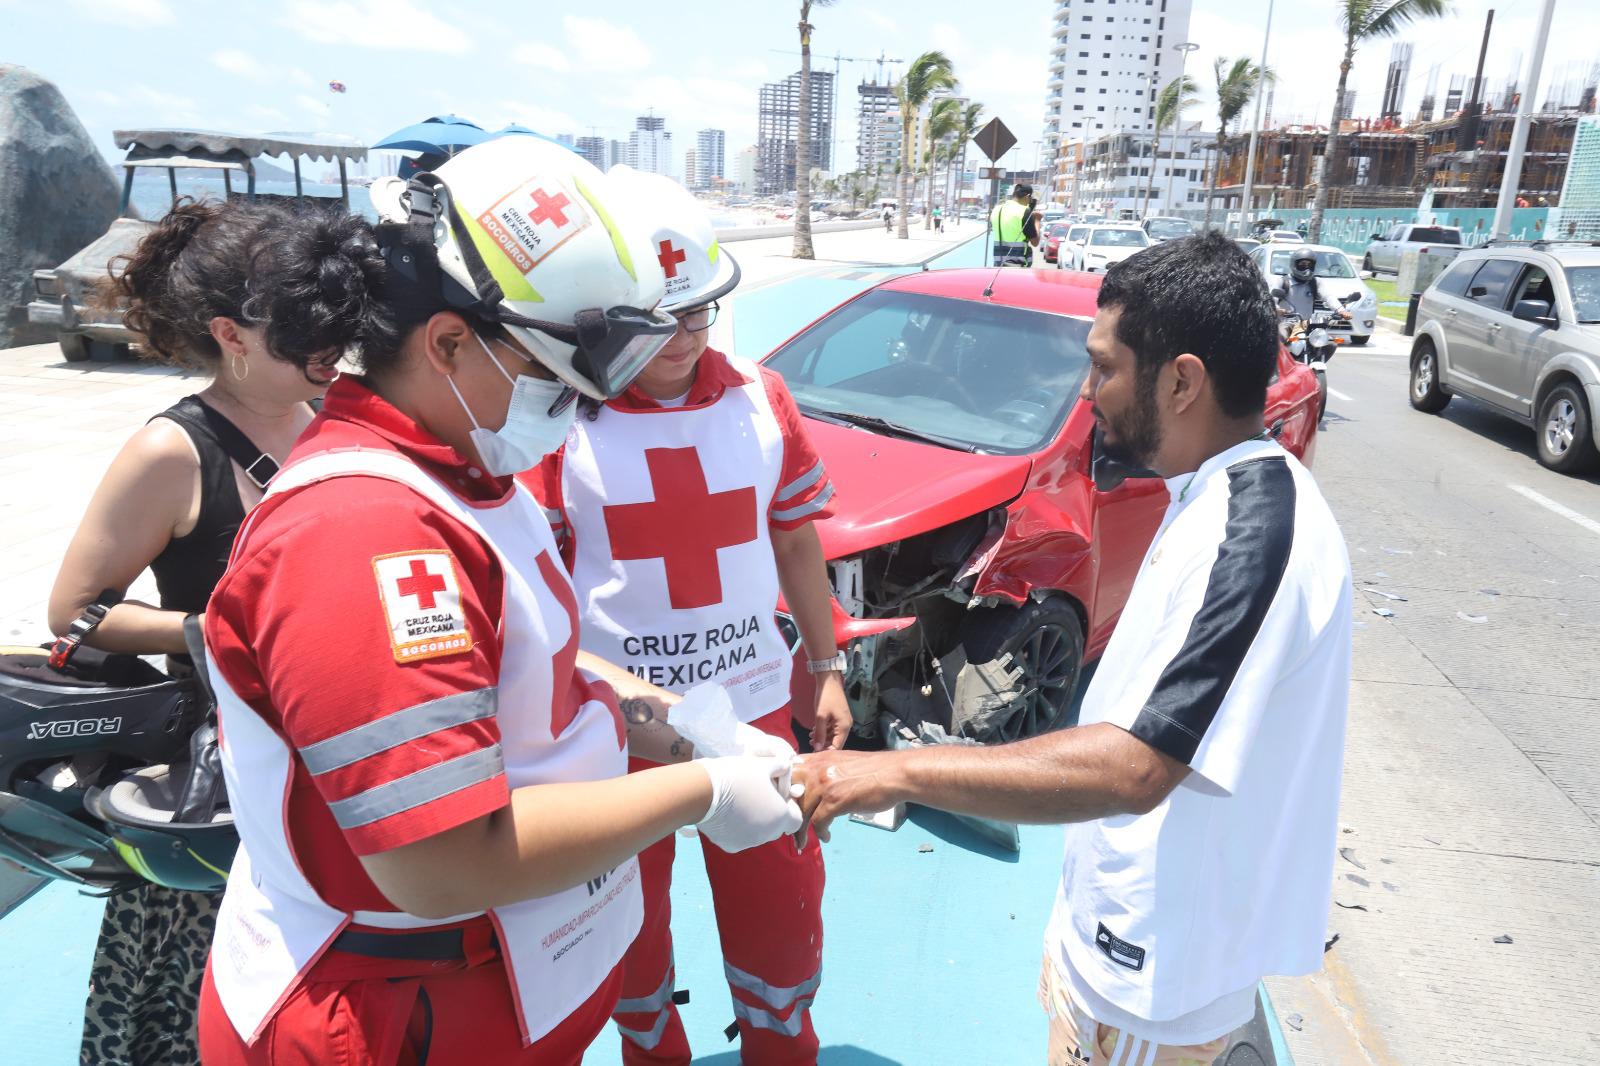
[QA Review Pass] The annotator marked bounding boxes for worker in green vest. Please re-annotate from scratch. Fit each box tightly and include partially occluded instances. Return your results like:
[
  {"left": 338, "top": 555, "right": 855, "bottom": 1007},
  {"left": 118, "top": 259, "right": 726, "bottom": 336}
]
[{"left": 991, "top": 183, "right": 1040, "bottom": 266}]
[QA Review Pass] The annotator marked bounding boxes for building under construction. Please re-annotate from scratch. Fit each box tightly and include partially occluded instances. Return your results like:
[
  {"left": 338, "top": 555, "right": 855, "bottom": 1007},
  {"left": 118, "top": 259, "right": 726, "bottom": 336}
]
[{"left": 1210, "top": 110, "right": 1585, "bottom": 214}]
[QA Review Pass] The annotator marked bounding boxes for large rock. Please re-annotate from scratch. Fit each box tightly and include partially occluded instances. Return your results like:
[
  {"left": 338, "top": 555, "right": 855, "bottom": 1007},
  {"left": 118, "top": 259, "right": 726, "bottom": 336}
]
[{"left": 0, "top": 65, "right": 121, "bottom": 349}]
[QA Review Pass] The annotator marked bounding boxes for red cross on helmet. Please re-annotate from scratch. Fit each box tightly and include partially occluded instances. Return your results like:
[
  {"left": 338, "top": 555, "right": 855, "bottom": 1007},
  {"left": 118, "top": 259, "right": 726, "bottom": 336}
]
[
  {"left": 369, "top": 136, "right": 676, "bottom": 401},
  {"left": 606, "top": 165, "right": 741, "bottom": 312}
]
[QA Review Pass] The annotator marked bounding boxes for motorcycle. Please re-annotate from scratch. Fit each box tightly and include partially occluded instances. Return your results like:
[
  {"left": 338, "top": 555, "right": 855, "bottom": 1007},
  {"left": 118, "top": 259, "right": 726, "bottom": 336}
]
[{"left": 1274, "top": 288, "right": 1360, "bottom": 420}]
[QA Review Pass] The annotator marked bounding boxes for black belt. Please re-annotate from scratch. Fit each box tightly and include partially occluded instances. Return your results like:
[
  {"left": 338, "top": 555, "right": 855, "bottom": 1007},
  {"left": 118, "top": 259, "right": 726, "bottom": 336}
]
[{"left": 332, "top": 926, "right": 498, "bottom": 962}]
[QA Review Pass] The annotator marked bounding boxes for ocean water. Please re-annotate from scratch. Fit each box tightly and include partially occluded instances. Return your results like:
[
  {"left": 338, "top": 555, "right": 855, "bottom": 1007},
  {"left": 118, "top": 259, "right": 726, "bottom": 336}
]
[{"left": 126, "top": 172, "right": 377, "bottom": 222}]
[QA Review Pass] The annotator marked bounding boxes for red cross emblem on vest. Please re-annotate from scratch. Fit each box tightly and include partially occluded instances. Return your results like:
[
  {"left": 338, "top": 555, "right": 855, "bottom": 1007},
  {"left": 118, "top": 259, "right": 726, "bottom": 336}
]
[
  {"left": 657, "top": 239, "right": 687, "bottom": 278},
  {"left": 604, "top": 447, "right": 757, "bottom": 610},
  {"left": 529, "top": 188, "right": 572, "bottom": 228},
  {"left": 396, "top": 558, "right": 447, "bottom": 610}
]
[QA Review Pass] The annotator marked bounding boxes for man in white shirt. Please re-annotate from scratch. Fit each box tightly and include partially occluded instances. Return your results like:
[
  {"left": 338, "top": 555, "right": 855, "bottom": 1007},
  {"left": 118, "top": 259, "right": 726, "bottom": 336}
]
[{"left": 795, "top": 231, "right": 1351, "bottom": 1064}]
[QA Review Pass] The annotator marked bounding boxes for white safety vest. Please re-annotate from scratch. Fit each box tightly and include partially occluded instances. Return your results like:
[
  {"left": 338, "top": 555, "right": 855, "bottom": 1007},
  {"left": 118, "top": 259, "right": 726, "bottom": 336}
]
[
  {"left": 206, "top": 448, "right": 642, "bottom": 1046},
  {"left": 560, "top": 357, "right": 793, "bottom": 722}
]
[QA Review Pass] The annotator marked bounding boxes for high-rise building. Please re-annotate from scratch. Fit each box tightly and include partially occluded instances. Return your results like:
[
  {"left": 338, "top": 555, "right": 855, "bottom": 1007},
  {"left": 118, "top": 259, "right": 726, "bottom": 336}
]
[
  {"left": 857, "top": 80, "right": 900, "bottom": 178},
  {"left": 757, "top": 69, "right": 835, "bottom": 196},
  {"left": 1042, "top": 0, "right": 1195, "bottom": 201},
  {"left": 554, "top": 133, "right": 576, "bottom": 148},
  {"left": 575, "top": 135, "right": 607, "bottom": 170},
  {"left": 629, "top": 114, "right": 673, "bottom": 177},
  {"left": 695, "top": 129, "right": 726, "bottom": 188},
  {"left": 608, "top": 139, "right": 629, "bottom": 168},
  {"left": 684, "top": 149, "right": 699, "bottom": 189},
  {"left": 1381, "top": 43, "right": 1414, "bottom": 123},
  {"left": 735, "top": 144, "right": 759, "bottom": 193}
]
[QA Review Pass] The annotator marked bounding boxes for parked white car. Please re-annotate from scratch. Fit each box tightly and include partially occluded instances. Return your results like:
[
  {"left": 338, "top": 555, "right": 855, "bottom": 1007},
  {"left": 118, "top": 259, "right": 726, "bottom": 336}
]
[
  {"left": 1060, "top": 225, "right": 1150, "bottom": 272},
  {"left": 1364, "top": 223, "right": 1464, "bottom": 276},
  {"left": 1252, "top": 243, "right": 1378, "bottom": 344}
]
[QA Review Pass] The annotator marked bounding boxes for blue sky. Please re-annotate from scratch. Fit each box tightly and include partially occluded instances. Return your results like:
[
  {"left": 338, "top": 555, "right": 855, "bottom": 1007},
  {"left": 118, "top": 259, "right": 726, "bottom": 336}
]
[{"left": 4, "top": 0, "right": 1595, "bottom": 180}]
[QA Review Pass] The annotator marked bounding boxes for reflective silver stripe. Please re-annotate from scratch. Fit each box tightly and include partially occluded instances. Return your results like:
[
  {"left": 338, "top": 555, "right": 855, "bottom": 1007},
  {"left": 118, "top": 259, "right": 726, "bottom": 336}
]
[
  {"left": 775, "top": 460, "right": 825, "bottom": 504},
  {"left": 724, "top": 960, "right": 822, "bottom": 1010},
  {"left": 732, "top": 994, "right": 816, "bottom": 1038},
  {"left": 542, "top": 507, "right": 566, "bottom": 528},
  {"left": 327, "top": 744, "right": 504, "bottom": 830},
  {"left": 614, "top": 965, "right": 675, "bottom": 1016},
  {"left": 299, "top": 689, "right": 497, "bottom": 776},
  {"left": 615, "top": 1008, "right": 671, "bottom": 1050},
  {"left": 770, "top": 482, "right": 835, "bottom": 523}
]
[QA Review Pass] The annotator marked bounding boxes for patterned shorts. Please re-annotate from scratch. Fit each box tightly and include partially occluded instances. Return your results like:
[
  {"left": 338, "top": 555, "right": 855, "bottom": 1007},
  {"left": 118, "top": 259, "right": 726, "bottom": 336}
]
[
  {"left": 1037, "top": 953, "right": 1230, "bottom": 1066},
  {"left": 79, "top": 884, "right": 220, "bottom": 1066}
]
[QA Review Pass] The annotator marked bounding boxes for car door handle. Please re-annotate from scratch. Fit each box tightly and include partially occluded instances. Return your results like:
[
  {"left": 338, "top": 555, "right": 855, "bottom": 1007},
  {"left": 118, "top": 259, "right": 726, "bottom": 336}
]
[
  {"left": 1488, "top": 323, "right": 1502, "bottom": 332},
  {"left": 1446, "top": 309, "right": 1457, "bottom": 316}
]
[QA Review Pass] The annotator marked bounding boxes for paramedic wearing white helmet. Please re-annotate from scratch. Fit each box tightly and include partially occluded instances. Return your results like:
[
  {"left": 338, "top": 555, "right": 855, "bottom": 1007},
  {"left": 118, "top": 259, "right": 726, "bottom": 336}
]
[
  {"left": 196, "top": 138, "right": 803, "bottom": 1066},
  {"left": 529, "top": 166, "right": 844, "bottom": 1065}
]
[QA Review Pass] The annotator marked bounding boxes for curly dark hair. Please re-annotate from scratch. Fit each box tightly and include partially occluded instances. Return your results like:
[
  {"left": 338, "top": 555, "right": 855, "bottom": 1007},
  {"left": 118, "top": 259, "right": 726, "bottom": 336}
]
[{"left": 116, "top": 198, "right": 402, "bottom": 378}]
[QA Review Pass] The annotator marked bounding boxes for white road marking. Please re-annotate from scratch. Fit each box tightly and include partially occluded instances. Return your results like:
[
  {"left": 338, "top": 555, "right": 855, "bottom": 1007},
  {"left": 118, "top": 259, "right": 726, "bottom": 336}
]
[
  {"left": 1509, "top": 484, "right": 1600, "bottom": 537},
  {"left": 1328, "top": 387, "right": 1355, "bottom": 402}
]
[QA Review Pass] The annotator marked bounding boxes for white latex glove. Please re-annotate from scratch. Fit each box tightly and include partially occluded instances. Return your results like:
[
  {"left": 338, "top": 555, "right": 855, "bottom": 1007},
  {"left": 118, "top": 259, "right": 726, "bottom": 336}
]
[
  {"left": 732, "top": 721, "right": 797, "bottom": 760},
  {"left": 696, "top": 754, "right": 803, "bottom": 853}
]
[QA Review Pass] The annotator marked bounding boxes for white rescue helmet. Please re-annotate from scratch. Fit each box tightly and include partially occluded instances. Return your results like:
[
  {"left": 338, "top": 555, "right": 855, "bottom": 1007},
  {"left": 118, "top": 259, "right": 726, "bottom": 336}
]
[
  {"left": 370, "top": 136, "right": 675, "bottom": 401},
  {"left": 606, "top": 165, "right": 741, "bottom": 312}
]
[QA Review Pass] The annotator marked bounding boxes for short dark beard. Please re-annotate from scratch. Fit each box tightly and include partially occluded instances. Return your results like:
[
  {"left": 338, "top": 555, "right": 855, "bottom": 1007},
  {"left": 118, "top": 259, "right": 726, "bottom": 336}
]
[{"left": 1099, "top": 362, "right": 1164, "bottom": 468}]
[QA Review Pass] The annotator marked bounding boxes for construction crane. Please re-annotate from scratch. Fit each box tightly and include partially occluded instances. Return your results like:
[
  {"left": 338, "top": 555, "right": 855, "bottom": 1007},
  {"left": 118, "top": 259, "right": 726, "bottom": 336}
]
[{"left": 769, "top": 49, "right": 905, "bottom": 177}]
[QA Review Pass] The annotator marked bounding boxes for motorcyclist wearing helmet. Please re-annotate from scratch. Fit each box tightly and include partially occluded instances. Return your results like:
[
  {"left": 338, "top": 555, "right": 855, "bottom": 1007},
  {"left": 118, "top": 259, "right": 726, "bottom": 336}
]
[
  {"left": 528, "top": 166, "right": 840, "bottom": 1065},
  {"left": 42, "top": 198, "right": 336, "bottom": 1066},
  {"left": 1278, "top": 246, "right": 1323, "bottom": 321},
  {"left": 195, "top": 136, "right": 804, "bottom": 1066}
]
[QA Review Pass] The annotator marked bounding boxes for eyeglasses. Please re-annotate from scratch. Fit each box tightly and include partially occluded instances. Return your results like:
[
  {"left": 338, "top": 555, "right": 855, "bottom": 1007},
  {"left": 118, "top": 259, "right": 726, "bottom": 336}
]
[{"left": 671, "top": 302, "right": 720, "bottom": 333}]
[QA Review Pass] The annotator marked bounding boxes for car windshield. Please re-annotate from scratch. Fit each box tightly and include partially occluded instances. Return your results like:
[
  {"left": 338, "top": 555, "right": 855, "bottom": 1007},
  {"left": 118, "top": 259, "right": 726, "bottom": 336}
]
[
  {"left": 1090, "top": 229, "right": 1147, "bottom": 247},
  {"left": 1268, "top": 250, "right": 1356, "bottom": 278},
  {"left": 1067, "top": 226, "right": 1089, "bottom": 242},
  {"left": 763, "top": 289, "right": 1091, "bottom": 455},
  {"left": 1410, "top": 227, "right": 1461, "bottom": 245},
  {"left": 1146, "top": 219, "right": 1192, "bottom": 239},
  {"left": 1047, "top": 222, "right": 1071, "bottom": 238},
  {"left": 1567, "top": 266, "right": 1600, "bottom": 322}
]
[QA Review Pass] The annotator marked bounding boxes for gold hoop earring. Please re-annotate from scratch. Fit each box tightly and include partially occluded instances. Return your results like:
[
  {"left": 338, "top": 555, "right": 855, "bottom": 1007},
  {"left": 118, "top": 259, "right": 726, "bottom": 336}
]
[{"left": 230, "top": 353, "right": 249, "bottom": 381}]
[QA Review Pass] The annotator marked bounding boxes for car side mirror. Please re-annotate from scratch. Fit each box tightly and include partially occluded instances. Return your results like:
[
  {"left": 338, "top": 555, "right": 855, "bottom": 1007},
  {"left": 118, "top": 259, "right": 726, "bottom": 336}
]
[
  {"left": 1090, "top": 428, "right": 1159, "bottom": 492},
  {"left": 1369, "top": 233, "right": 1382, "bottom": 241},
  {"left": 1512, "top": 299, "right": 1558, "bottom": 327}
]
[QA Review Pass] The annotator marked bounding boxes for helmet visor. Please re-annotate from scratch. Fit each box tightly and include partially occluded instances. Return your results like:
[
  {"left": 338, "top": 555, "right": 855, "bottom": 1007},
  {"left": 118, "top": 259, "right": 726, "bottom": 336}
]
[
  {"left": 507, "top": 305, "right": 679, "bottom": 399},
  {"left": 0, "top": 792, "right": 127, "bottom": 885}
]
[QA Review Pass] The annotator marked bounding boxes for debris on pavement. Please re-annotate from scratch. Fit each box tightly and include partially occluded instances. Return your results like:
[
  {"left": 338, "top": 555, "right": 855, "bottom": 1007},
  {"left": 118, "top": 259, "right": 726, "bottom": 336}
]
[
  {"left": 1456, "top": 611, "right": 1489, "bottom": 624},
  {"left": 917, "top": 843, "right": 934, "bottom": 854},
  {"left": 1373, "top": 608, "right": 1397, "bottom": 618},
  {"left": 1493, "top": 934, "right": 1514, "bottom": 945},
  {"left": 1383, "top": 882, "right": 1400, "bottom": 892},
  {"left": 1423, "top": 835, "right": 1442, "bottom": 845},
  {"left": 1479, "top": 588, "right": 1500, "bottom": 597},
  {"left": 1324, "top": 932, "right": 1341, "bottom": 952},
  {"left": 1382, "top": 546, "right": 1414, "bottom": 555},
  {"left": 1335, "top": 900, "right": 1368, "bottom": 911},
  {"left": 1367, "top": 589, "right": 1408, "bottom": 602},
  {"left": 1345, "top": 874, "right": 1371, "bottom": 888},
  {"left": 1339, "top": 847, "right": 1368, "bottom": 870}
]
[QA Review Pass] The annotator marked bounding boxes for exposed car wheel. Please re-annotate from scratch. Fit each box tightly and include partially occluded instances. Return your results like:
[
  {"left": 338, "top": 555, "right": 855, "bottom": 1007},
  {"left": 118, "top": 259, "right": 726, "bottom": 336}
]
[
  {"left": 58, "top": 333, "right": 89, "bottom": 362},
  {"left": 955, "top": 599, "right": 1084, "bottom": 743},
  {"left": 1409, "top": 341, "right": 1450, "bottom": 413},
  {"left": 1535, "top": 382, "right": 1600, "bottom": 475},
  {"left": 1361, "top": 253, "right": 1374, "bottom": 275},
  {"left": 1315, "top": 371, "right": 1328, "bottom": 420},
  {"left": 1349, "top": 335, "right": 1370, "bottom": 346}
]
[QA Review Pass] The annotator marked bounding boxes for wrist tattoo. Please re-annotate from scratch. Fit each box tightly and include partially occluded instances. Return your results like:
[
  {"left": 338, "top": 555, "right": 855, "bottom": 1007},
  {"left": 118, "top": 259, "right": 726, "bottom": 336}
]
[
  {"left": 620, "top": 697, "right": 656, "bottom": 726},
  {"left": 669, "top": 737, "right": 689, "bottom": 760}
]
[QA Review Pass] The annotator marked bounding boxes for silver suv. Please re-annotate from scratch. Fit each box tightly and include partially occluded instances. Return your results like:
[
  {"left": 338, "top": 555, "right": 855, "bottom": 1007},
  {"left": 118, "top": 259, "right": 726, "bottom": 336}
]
[{"left": 1408, "top": 242, "right": 1600, "bottom": 475}]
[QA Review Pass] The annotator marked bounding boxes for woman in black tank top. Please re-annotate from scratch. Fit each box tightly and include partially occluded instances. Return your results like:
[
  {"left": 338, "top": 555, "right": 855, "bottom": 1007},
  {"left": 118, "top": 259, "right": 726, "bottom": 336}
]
[{"left": 44, "top": 200, "right": 344, "bottom": 1065}]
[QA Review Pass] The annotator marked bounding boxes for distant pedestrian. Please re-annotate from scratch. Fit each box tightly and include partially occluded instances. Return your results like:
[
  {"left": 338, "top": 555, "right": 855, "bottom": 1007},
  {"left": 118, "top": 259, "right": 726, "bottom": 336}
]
[
  {"left": 883, "top": 205, "right": 894, "bottom": 232},
  {"left": 932, "top": 205, "right": 944, "bottom": 233}
]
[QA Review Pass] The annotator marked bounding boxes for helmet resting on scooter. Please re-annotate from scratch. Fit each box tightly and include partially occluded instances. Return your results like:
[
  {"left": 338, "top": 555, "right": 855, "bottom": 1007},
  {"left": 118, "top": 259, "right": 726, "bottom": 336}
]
[{"left": 0, "top": 637, "right": 235, "bottom": 892}]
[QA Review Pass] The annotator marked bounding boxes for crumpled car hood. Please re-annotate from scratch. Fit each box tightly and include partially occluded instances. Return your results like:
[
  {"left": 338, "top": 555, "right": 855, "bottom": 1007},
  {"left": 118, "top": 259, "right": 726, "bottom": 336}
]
[{"left": 804, "top": 418, "right": 1033, "bottom": 559}]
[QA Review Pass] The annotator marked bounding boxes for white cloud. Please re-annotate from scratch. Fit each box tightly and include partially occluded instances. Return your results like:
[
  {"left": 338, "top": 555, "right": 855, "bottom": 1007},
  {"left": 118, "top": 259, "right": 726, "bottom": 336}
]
[
  {"left": 728, "top": 59, "right": 770, "bottom": 81},
  {"left": 289, "top": 68, "right": 318, "bottom": 90},
  {"left": 67, "top": 0, "right": 173, "bottom": 26},
  {"left": 861, "top": 11, "right": 898, "bottom": 33},
  {"left": 513, "top": 41, "right": 571, "bottom": 72},
  {"left": 246, "top": 105, "right": 290, "bottom": 126},
  {"left": 89, "top": 84, "right": 202, "bottom": 125},
  {"left": 499, "top": 101, "right": 579, "bottom": 134},
  {"left": 564, "top": 15, "right": 651, "bottom": 72},
  {"left": 284, "top": 0, "right": 472, "bottom": 54},
  {"left": 211, "top": 49, "right": 268, "bottom": 81},
  {"left": 602, "top": 75, "right": 756, "bottom": 144}
]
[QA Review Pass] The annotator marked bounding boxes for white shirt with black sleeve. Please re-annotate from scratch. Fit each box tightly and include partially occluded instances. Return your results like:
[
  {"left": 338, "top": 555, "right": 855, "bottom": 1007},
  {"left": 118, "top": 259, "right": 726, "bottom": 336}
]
[{"left": 1045, "top": 437, "right": 1352, "bottom": 1045}]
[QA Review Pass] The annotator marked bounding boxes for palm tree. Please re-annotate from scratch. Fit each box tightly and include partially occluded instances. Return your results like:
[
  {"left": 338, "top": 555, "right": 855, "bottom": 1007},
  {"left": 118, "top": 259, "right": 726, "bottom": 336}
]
[
  {"left": 950, "top": 102, "right": 983, "bottom": 228},
  {"left": 1142, "top": 75, "right": 1200, "bottom": 214},
  {"left": 894, "top": 51, "right": 957, "bottom": 239},
  {"left": 1204, "top": 57, "right": 1272, "bottom": 229},
  {"left": 792, "top": 0, "right": 837, "bottom": 259},
  {"left": 922, "top": 96, "right": 962, "bottom": 229},
  {"left": 1309, "top": 0, "right": 1449, "bottom": 241}
]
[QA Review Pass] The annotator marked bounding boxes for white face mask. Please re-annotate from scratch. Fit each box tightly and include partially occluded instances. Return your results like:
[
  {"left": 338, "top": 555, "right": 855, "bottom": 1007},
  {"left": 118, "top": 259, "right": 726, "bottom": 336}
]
[{"left": 446, "top": 334, "right": 576, "bottom": 476}]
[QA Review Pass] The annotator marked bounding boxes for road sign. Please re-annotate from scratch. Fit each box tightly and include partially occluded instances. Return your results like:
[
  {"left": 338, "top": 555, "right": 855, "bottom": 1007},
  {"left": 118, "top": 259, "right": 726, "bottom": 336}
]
[{"left": 973, "top": 118, "right": 1016, "bottom": 163}]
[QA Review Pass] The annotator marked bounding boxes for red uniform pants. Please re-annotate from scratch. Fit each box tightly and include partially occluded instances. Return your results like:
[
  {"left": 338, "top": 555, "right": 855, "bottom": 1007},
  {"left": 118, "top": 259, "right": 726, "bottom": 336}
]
[
  {"left": 198, "top": 918, "right": 621, "bottom": 1065},
  {"left": 613, "top": 708, "right": 826, "bottom": 1065}
]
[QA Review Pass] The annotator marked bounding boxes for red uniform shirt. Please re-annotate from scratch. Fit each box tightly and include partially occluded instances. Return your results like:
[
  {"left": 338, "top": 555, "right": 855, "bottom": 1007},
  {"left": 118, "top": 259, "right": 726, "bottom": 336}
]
[{"left": 207, "top": 377, "right": 518, "bottom": 913}]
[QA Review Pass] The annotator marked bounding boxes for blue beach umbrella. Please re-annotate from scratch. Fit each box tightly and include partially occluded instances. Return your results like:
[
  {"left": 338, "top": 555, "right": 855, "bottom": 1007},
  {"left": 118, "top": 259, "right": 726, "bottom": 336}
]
[{"left": 373, "top": 114, "right": 490, "bottom": 156}]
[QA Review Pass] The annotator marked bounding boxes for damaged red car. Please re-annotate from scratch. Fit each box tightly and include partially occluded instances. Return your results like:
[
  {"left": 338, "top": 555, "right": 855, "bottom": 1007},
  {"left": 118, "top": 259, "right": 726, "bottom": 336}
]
[{"left": 766, "top": 267, "right": 1319, "bottom": 744}]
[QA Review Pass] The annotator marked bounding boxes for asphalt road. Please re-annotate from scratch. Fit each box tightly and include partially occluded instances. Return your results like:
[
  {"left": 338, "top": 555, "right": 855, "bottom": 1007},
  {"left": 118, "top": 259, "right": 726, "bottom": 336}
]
[{"left": 1267, "top": 326, "right": 1600, "bottom": 1065}]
